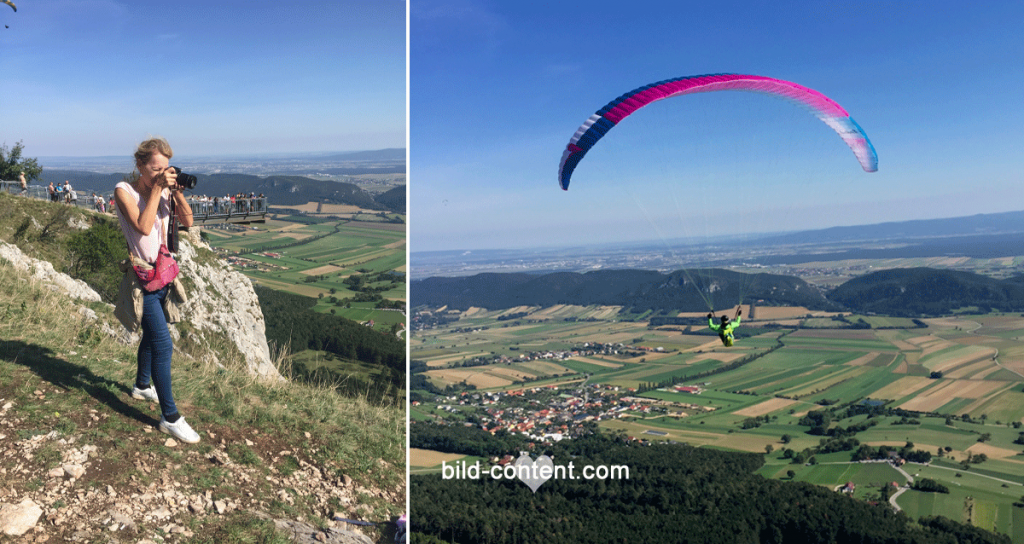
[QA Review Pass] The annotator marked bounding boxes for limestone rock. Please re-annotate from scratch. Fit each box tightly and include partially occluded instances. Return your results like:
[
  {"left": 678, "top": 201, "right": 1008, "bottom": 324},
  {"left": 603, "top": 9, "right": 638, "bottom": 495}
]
[
  {"left": 0, "top": 498, "right": 43, "bottom": 536},
  {"left": 150, "top": 506, "right": 172, "bottom": 519},
  {"left": 63, "top": 464, "right": 86, "bottom": 479},
  {"left": 176, "top": 239, "right": 281, "bottom": 380},
  {"left": 0, "top": 242, "right": 102, "bottom": 302},
  {"left": 272, "top": 518, "right": 374, "bottom": 544},
  {"left": 67, "top": 214, "right": 90, "bottom": 230}
]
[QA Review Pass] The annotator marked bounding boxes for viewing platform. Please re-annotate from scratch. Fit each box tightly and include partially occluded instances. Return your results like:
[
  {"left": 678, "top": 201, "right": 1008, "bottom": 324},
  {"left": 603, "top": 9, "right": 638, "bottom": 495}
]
[{"left": 2, "top": 181, "right": 267, "bottom": 225}]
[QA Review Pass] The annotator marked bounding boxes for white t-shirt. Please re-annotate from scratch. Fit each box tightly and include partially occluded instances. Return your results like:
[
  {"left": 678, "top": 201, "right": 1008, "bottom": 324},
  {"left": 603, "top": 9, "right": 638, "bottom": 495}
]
[{"left": 115, "top": 181, "right": 169, "bottom": 263}]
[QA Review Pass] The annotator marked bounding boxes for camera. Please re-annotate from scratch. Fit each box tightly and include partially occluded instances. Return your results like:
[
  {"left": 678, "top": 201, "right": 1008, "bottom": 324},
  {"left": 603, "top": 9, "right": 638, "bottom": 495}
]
[{"left": 171, "top": 166, "right": 198, "bottom": 190}]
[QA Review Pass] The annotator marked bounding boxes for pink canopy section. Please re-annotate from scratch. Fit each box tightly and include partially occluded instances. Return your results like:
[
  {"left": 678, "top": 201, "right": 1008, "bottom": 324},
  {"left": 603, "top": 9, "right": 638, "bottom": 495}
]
[{"left": 558, "top": 73, "right": 878, "bottom": 190}]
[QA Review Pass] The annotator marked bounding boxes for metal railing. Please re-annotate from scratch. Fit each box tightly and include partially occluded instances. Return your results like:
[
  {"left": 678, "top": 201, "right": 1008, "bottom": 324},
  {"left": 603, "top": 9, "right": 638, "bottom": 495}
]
[
  {"left": 183, "top": 198, "right": 268, "bottom": 223},
  {"left": 2, "top": 181, "right": 267, "bottom": 223}
]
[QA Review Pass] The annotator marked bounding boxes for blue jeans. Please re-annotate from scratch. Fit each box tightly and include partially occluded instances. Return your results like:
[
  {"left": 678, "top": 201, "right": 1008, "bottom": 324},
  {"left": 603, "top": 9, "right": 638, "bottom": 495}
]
[{"left": 137, "top": 285, "right": 178, "bottom": 418}]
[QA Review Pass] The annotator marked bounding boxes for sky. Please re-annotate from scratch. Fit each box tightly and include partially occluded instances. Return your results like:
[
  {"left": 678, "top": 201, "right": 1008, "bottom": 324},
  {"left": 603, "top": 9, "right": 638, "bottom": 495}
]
[
  {"left": 410, "top": 0, "right": 1024, "bottom": 253},
  {"left": 0, "top": 0, "right": 406, "bottom": 158}
]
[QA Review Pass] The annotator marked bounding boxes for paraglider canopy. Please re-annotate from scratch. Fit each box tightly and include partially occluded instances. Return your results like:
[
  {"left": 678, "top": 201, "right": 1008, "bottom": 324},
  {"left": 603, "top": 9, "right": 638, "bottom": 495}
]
[
  {"left": 558, "top": 73, "right": 878, "bottom": 190},
  {"left": 2, "top": 0, "right": 15, "bottom": 12}
]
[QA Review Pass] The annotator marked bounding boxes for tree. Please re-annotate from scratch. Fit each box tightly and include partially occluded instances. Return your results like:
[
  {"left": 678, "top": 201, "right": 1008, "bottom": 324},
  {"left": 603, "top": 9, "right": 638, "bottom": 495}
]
[
  {"left": 786, "top": 470, "right": 796, "bottom": 479},
  {"left": 0, "top": 141, "right": 43, "bottom": 182}
]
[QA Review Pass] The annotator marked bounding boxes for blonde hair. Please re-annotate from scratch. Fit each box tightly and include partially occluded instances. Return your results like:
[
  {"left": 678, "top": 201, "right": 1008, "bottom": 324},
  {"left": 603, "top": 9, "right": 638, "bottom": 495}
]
[{"left": 133, "top": 137, "right": 173, "bottom": 168}]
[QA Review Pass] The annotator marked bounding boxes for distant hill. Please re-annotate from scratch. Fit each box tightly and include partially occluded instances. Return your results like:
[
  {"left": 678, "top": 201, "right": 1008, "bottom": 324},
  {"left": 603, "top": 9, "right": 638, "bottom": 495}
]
[
  {"left": 200, "top": 173, "right": 378, "bottom": 207},
  {"left": 827, "top": 267, "right": 1024, "bottom": 316},
  {"left": 315, "top": 148, "right": 405, "bottom": 161},
  {"left": 373, "top": 185, "right": 406, "bottom": 213},
  {"left": 411, "top": 268, "right": 837, "bottom": 312},
  {"left": 39, "top": 170, "right": 398, "bottom": 210},
  {"left": 760, "top": 210, "right": 1024, "bottom": 245}
]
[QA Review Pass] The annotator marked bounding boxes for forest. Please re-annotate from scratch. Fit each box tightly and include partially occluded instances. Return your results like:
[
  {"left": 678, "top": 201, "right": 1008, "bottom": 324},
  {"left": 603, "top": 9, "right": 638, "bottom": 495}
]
[
  {"left": 411, "top": 435, "right": 1010, "bottom": 544},
  {"left": 255, "top": 285, "right": 405, "bottom": 374}
]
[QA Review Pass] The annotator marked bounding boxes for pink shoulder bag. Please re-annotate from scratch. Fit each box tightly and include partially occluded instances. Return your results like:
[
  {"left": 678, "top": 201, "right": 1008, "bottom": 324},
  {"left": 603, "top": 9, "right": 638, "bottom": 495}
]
[
  {"left": 133, "top": 244, "right": 179, "bottom": 292},
  {"left": 131, "top": 202, "right": 179, "bottom": 292}
]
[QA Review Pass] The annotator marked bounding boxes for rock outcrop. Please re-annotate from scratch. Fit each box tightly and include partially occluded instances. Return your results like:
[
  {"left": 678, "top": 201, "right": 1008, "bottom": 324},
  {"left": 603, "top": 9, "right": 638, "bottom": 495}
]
[
  {"left": 0, "top": 241, "right": 102, "bottom": 303},
  {"left": 0, "top": 231, "right": 281, "bottom": 380},
  {"left": 175, "top": 231, "right": 281, "bottom": 380}
]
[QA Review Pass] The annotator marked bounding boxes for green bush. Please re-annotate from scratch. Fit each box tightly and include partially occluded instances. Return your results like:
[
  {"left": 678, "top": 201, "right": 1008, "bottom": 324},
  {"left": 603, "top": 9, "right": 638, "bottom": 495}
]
[{"left": 65, "top": 217, "right": 128, "bottom": 302}]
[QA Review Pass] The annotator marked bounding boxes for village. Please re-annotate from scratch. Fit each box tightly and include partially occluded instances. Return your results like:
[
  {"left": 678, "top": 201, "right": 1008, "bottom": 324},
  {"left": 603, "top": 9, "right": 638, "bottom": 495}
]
[
  {"left": 428, "top": 339, "right": 674, "bottom": 373},
  {"left": 413, "top": 381, "right": 717, "bottom": 447}
]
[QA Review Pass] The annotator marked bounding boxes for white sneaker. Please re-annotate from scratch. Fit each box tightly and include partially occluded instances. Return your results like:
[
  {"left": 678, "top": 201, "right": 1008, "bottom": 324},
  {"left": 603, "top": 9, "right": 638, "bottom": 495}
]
[
  {"left": 131, "top": 385, "right": 159, "bottom": 402},
  {"left": 159, "top": 416, "right": 201, "bottom": 444}
]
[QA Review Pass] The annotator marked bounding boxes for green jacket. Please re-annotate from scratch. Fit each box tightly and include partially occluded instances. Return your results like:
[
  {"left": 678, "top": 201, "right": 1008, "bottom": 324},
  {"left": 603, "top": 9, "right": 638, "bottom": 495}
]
[{"left": 708, "top": 316, "right": 740, "bottom": 335}]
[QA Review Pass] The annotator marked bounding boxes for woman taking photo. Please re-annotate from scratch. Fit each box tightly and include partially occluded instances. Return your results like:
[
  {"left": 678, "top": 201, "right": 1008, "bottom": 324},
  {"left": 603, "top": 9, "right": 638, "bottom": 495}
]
[{"left": 114, "top": 137, "right": 199, "bottom": 443}]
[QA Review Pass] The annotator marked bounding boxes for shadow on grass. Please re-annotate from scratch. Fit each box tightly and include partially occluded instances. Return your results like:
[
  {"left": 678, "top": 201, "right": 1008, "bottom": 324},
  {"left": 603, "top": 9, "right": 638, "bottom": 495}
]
[{"left": 1, "top": 338, "right": 159, "bottom": 427}]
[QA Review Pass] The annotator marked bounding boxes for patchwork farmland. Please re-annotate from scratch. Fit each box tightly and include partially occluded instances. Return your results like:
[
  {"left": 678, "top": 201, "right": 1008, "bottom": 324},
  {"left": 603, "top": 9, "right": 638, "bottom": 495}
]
[
  {"left": 411, "top": 305, "right": 1024, "bottom": 540},
  {"left": 206, "top": 209, "right": 406, "bottom": 332}
]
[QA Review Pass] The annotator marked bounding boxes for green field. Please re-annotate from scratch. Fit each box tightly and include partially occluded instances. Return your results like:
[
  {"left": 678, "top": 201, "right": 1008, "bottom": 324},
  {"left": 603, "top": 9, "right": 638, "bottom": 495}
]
[
  {"left": 208, "top": 213, "right": 406, "bottom": 332},
  {"left": 412, "top": 305, "right": 1024, "bottom": 539}
]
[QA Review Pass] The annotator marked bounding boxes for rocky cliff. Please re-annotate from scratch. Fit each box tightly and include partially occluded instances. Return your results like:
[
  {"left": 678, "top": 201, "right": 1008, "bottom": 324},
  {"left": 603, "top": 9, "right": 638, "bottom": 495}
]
[
  {"left": 0, "top": 232, "right": 281, "bottom": 380},
  {"left": 176, "top": 229, "right": 280, "bottom": 379}
]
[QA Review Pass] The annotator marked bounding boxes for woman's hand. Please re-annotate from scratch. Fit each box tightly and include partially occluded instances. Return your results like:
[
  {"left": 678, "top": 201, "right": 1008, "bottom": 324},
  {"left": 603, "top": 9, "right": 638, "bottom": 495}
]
[{"left": 155, "top": 167, "right": 179, "bottom": 192}]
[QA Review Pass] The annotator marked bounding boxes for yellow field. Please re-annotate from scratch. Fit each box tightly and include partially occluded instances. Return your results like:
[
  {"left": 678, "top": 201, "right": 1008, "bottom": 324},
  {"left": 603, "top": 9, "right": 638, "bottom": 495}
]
[
  {"left": 897, "top": 379, "right": 1004, "bottom": 412},
  {"left": 871, "top": 376, "right": 933, "bottom": 400},
  {"left": 602, "top": 419, "right": 723, "bottom": 445},
  {"left": 251, "top": 278, "right": 325, "bottom": 298},
  {"left": 945, "top": 359, "right": 998, "bottom": 379},
  {"left": 424, "top": 368, "right": 512, "bottom": 389},
  {"left": 276, "top": 223, "right": 308, "bottom": 232},
  {"left": 517, "top": 360, "right": 573, "bottom": 375},
  {"left": 926, "top": 346, "right": 997, "bottom": 373},
  {"left": 462, "top": 307, "right": 488, "bottom": 318},
  {"left": 570, "top": 356, "right": 623, "bottom": 369},
  {"left": 844, "top": 352, "right": 881, "bottom": 366},
  {"left": 488, "top": 366, "right": 539, "bottom": 381},
  {"left": 733, "top": 398, "right": 800, "bottom": 418},
  {"left": 691, "top": 351, "right": 746, "bottom": 364},
  {"left": 301, "top": 264, "right": 345, "bottom": 276},
  {"left": 966, "top": 443, "right": 1020, "bottom": 460},
  {"left": 274, "top": 202, "right": 368, "bottom": 214},
  {"left": 275, "top": 232, "right": 314, "bottom": 240},
  {"left": 410, "top": 448, "right": 467, "bottom": 468},
  {"left": 959, "top": 383, "right": 1020, "bottom": 414}
]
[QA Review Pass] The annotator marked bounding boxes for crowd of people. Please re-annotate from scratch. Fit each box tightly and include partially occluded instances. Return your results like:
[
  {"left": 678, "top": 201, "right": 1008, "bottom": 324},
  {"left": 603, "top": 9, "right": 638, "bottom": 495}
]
[
  {"left": 9, "top": 176, "right": 266, "bottom": 219},
  {"left": 46, "top": 180, "right": 79, "bottom": 205},
  {"left": 185, "top": 192, "right": 267, "bottom": 215}
]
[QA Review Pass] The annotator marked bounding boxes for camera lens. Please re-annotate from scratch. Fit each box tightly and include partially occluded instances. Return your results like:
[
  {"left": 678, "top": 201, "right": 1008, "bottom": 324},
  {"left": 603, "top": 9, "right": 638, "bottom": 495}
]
[{"left": 170, "top": 167, "right": 198, "bottom": 190}]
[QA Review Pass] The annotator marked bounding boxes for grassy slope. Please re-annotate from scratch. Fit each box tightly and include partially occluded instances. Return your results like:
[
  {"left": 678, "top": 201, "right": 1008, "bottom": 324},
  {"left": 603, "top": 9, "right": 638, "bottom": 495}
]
[{"left": 0, "top": 193, "right": 404, "bottom": 543}]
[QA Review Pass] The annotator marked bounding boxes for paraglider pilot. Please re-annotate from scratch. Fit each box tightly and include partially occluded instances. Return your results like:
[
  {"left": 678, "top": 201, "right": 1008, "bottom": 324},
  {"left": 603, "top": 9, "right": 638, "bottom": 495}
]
[{"left": 707, "top": 307, "right": 742, "bottom": 347}]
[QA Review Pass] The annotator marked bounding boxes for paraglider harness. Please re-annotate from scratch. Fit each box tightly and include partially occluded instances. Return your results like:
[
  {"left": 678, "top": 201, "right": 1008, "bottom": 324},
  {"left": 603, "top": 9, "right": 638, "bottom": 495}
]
[{"left": 708, "top": 308, "right": 742, "bottom": 347}]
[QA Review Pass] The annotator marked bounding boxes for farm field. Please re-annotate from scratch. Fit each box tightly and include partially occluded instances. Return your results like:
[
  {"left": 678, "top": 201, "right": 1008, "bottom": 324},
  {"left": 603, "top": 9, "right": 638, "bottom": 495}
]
[
  {"left": 411, "top": 304, "right": 1024, "bottom": 539},
  {"left": 207, "top": 212, "right": 406, "bottom": 332}
]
